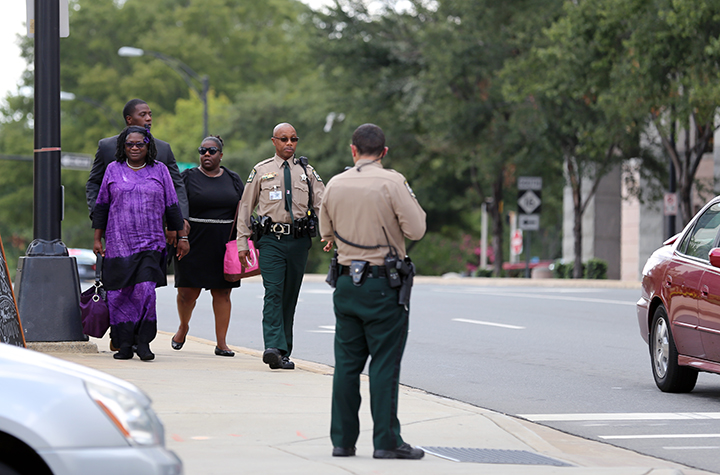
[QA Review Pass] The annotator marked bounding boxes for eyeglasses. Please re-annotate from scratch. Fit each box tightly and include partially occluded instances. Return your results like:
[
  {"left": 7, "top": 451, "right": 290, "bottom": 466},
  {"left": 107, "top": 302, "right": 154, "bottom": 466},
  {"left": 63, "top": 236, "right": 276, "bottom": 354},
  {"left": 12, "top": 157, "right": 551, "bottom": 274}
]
[
  {"left": 125, "top": 142, "right": 147, "bottom": 149},
  {"left": 198, "top": 147, "right": 220, "bottom": 155},
  {"left": 272, "top": 136, "right": 299, "bottom": 143}
]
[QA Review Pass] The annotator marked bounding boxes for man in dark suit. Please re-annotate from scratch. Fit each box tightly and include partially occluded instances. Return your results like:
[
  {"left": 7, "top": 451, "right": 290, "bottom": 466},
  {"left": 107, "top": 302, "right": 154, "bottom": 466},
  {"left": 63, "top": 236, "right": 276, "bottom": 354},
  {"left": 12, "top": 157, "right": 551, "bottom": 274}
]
[{"left": 85, "top": 99, "right": 189, "bottom": 245}]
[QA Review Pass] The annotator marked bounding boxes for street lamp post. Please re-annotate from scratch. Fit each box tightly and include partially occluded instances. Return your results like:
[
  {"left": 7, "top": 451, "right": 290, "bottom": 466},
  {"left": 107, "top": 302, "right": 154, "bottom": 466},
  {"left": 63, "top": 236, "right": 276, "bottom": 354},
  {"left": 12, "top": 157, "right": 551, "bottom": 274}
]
[
  {"left": 118, "top": 46, "right": 209, "bottom": 138},
  {"left": 15, "top": 0, "right": 86, "bottom": 344},
  {"left": 60, "top": 91, "right": 122, "bottom": 129}
]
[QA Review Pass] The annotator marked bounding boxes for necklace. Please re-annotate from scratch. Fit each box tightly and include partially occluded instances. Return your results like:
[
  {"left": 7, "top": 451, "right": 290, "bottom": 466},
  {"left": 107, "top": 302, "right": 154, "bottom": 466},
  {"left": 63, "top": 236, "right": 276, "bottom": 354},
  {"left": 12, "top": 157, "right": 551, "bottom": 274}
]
[
  {"left": 127, "top": 161, "right": 146, "bottom": 170},
  {"left": 199, "top": 166, "right": 223, "bottom": 178}
]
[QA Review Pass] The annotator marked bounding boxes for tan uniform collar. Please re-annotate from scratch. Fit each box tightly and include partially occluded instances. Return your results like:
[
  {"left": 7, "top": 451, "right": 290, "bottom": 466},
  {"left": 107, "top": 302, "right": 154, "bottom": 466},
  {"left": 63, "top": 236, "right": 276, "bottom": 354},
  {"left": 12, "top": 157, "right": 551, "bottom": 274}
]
[
  {"left": 273, "top": 154, "right": 295, "bottom": 166},
  {"left": 354, "top": 158, "right": 383, "bottom": 170}
]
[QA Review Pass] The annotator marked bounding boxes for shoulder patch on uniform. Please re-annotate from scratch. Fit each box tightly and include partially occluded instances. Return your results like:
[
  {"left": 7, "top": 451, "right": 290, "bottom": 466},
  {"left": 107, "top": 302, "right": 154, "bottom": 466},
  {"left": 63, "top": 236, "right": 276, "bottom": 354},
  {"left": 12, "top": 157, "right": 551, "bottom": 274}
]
[
  {"left": 312, "top": 169, "right": 323, "bottom": 182},
  {"left": 404, "top": 180, "right": 416, "bottom": 199},
  {"left": 247, "top": 168, "right": 257, "bottom": 183}
]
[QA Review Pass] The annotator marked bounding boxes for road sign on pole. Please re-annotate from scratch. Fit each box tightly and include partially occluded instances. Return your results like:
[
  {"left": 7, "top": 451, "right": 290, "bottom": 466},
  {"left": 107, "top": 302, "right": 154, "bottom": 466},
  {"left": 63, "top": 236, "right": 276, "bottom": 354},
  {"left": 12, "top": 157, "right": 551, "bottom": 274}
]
[
  {"left": 518, "top": 176, "right": 542, "bottom": 231},
  {"left": 511, "top": 229, "right": 523, "bottom": 255}
]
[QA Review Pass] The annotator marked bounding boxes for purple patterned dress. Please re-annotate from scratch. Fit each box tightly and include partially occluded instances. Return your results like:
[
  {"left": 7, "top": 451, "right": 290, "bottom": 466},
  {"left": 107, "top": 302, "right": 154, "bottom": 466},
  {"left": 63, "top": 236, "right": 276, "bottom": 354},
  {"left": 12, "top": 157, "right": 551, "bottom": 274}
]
[{"left": 92, "top": 160, "right": 184, "bottom": 352}]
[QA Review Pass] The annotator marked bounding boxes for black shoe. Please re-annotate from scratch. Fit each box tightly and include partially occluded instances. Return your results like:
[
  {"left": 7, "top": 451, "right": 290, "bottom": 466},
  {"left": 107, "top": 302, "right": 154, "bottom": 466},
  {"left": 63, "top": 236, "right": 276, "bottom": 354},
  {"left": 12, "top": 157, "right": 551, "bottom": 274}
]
[
  {"left": 263, "top": 348, "right": 282, "bottom": 368},
  {"left": 215, "top": 346, "right": 235, "bottom": 357},
  {"left": 171, "top": 336, "right": 185, "bottom": 350},
  {"left": 332, "top": 447, "right": 356, "bottom": 457},
  {"left": 136, "top": 345, "right": 155, "bottom": 361},
  {"left": 373, "top": 443, "right": 424, "bottom": 460},
  {"left": 113, "top": 348, "right": 133, "bottom": 360},
  {"left": 279, "top": 355, "right": 295, "bottom": 370}
]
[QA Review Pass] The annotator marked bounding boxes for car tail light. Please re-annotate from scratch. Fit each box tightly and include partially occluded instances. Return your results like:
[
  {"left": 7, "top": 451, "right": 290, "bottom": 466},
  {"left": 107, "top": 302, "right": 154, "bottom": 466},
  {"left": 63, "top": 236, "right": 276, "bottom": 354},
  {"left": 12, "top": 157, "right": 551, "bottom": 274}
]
[{"left": 709, "top": 248, "right": 720, "bottom": 268}]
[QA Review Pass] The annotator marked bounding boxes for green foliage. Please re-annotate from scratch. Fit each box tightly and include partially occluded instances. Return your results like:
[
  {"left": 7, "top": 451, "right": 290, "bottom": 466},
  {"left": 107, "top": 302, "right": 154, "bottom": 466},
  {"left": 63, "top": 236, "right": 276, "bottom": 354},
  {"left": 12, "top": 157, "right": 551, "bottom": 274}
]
[
  {"left": 550, "top": 258, "right": 606, "bottom": 279},
  {"left": 409, "top": 233, "right": 480, "bottom": 276},
  {"left": 585, "top": 258, "right": 608, "bottom": 280},
  {"left": 4, "top": 0, "right": 720, "bottom": 281},
  {"left": 311, "top": 0, "right": 565, "bottom": 273}
]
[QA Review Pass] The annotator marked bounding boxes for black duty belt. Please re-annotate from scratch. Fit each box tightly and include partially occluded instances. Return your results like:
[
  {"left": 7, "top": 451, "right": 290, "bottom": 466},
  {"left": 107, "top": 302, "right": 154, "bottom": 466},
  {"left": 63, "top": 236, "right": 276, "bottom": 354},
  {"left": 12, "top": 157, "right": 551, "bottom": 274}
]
[
  {"left": 269, "top": 223, "right": 291, "bottom": 235},
  {"left": 340, "top": 265, "right": 387, "bottom": 278}
]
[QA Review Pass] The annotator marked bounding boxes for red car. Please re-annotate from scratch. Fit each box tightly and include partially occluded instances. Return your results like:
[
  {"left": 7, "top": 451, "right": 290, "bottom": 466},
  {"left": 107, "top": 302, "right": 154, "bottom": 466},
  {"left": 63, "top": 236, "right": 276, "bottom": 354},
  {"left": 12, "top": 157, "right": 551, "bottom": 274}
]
[{"left": 638, "top": 197, "right": 720, "bottom": 393}]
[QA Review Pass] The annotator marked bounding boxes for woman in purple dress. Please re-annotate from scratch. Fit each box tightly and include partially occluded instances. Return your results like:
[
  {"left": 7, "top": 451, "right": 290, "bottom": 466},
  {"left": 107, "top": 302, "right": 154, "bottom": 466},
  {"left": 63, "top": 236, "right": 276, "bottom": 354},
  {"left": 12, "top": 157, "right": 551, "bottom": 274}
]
[{"left": 92, "top": 126, "right": 189, "bottom": 361}]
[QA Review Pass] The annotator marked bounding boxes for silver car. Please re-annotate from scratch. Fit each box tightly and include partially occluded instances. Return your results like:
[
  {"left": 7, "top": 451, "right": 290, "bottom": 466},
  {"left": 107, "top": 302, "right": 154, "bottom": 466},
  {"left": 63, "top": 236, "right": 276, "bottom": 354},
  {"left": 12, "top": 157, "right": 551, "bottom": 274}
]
[{"left": 0, "top": 343, "right": 182, "bottom": 475}]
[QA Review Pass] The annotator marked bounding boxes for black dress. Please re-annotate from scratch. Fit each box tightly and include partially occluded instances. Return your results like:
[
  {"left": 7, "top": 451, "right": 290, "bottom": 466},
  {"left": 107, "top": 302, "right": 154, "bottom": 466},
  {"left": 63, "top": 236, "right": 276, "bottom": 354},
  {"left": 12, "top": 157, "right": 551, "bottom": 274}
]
[{"left": 174, "top": 166, "right": 244, "bottom": 289}]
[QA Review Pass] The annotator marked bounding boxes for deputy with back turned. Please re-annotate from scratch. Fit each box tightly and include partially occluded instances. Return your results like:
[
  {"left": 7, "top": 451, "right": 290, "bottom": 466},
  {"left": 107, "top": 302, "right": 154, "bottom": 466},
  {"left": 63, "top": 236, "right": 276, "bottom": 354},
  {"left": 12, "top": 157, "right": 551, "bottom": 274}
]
[
  {"left": 236, "top": 123, "right": 325, "bottom": 370},
  {"left": 320, "top": 123, "right": 426, "bottom": 459}
]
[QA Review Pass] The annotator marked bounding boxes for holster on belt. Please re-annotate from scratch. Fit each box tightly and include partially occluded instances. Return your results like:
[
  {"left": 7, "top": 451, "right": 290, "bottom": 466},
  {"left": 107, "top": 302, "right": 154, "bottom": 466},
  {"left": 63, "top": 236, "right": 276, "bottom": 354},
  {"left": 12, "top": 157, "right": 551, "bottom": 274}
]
[
  {"left": 349, "top": 260, "right": 369, "bottom": 287},
  {"left": 325, "top": 250, "right": 339, "bottom": 288}
]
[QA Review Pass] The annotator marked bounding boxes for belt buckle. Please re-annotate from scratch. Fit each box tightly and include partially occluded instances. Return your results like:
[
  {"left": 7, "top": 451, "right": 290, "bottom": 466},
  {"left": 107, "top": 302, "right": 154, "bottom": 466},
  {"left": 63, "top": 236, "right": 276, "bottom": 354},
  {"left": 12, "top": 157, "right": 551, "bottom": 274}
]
[{"left": 271, "top": 223, "right": 289, "bottom": 238}]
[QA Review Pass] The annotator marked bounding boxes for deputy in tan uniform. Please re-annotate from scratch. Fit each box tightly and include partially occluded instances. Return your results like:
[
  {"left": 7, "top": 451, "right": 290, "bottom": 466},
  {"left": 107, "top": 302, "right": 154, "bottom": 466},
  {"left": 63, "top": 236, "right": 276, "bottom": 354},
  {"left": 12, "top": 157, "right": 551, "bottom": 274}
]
[
  {"left": 320, "top": 123, "right": 426, "bottom": 459},
  {"left": 236, "top": 122, "right": 325, "bottom": 370}
]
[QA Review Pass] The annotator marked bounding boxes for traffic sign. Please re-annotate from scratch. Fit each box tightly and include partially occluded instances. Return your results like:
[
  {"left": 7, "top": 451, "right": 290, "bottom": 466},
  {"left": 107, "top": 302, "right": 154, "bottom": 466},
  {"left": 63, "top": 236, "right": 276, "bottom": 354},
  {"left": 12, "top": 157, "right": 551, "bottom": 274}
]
[
  {"left": 518, "top": 190, "right": 541, "bottom": 214},
  {"left": 511, "top": 230, "right": 523, "bottom": 255},
  {"left": 518, "top": 214, "right": 540, "bottom": 231},
  {"left": 60, "top": 154, "right": 93, "bottom": 170},
  {"left": 663, "top": 192, "right": 678, "bottom": 216},
  {"left": 517, "top": 176, "right": 542, "bottom": 229},
  {"left": 518, "top": 176, "right": 542, "bottom": 191}
]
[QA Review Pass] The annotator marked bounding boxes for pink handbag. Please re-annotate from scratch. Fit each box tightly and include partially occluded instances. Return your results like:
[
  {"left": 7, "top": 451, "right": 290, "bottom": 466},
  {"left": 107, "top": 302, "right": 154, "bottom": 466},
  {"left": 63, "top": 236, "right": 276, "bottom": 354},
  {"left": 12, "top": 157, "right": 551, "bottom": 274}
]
[{"left": 224, "top": 239, "right": 261, "bottom": 281}]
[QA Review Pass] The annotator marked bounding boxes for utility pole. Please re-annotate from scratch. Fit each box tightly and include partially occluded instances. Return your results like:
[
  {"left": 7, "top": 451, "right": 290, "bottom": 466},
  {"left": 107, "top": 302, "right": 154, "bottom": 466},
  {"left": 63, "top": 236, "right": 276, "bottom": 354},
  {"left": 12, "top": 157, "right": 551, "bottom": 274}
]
[{"left": 15, "top": 0, "right": 85, "bottom": 343}]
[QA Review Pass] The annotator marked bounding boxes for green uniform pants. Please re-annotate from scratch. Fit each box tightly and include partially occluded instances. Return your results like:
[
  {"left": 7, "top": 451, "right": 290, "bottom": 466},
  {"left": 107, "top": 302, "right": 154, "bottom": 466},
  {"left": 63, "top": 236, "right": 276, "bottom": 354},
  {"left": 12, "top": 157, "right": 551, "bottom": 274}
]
[
  {"left": 330, "top": 272, "right": 409, "bottom": 451},
  {"left": 257, "top": 233, "right": 311, "bottom": 356}
]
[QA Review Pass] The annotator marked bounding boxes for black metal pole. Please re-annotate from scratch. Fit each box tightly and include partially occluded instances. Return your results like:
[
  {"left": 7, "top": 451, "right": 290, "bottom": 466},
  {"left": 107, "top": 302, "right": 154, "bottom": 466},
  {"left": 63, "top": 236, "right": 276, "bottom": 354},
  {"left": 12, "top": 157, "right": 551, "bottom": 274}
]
[
  {"left": 15, "top": 0, "right": 86, "bottom": 343},
  {"left": 667, "top": 161, "right": 676, "bottom": 240},
  {"left": 202, "top": 75, "right": 209, "bottom": 139},
  {"left": 34, "top": 0, "right": 62, "bottom": 240},
  {"left": 524, "top": 231, "right": 531, "bottom": 278}
]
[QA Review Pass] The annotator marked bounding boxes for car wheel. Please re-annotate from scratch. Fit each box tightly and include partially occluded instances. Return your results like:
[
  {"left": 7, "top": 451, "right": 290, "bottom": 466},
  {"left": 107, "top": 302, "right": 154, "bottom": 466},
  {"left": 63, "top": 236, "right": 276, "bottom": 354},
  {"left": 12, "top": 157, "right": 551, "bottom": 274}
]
[
  {"left": 0, "top": 461, "right": 22, "bottom": 475},
  {"left": 650, "top": 305, "right": 698, "bottom": 393}
]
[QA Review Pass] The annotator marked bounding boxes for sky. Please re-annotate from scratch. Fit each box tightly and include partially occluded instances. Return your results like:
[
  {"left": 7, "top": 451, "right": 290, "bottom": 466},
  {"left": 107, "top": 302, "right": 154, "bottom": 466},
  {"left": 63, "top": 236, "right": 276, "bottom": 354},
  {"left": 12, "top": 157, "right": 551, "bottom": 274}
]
[
  {"left": 1, "top": 2, "right": 28, "bottom": 102},
  {"left": 0, "top": 0, "right": 331, "bottom": 106}
]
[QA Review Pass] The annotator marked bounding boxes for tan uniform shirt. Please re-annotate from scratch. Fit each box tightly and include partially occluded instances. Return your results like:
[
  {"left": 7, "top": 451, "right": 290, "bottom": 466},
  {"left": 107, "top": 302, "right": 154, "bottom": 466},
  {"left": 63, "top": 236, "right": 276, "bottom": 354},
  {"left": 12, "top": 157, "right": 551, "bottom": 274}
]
[
  {"left": 320, "top": 159, "right": 426, "bottom": 266},
  {"left": 236, "top": 154, "right": 325, "bottom": 252}
]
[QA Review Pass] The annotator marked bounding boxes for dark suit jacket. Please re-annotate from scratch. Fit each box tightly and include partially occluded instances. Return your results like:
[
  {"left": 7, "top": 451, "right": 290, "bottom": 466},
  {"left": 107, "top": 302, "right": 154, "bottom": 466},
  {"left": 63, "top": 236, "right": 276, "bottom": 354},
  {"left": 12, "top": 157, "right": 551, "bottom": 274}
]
[{"left": 85, "top": 135, "right": 189, "bottom": 220}]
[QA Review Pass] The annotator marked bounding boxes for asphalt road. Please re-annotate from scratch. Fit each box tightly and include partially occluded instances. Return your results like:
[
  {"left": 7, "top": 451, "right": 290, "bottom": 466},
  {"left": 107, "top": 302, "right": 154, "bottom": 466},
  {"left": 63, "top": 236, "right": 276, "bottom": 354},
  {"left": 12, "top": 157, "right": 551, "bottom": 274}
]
[{"left": 154, "top": 278, "right": 720, "bottom": 474}]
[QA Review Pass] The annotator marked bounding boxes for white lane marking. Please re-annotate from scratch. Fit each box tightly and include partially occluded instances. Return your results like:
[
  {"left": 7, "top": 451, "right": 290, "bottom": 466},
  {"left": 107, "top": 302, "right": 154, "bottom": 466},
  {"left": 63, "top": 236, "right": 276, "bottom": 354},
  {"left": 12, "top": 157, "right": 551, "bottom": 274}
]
[
  {"left": 436, "top": 289, "right": 635, "bottom": 306},
  {"left": 452, "top": 318, "right": 525, "bottom": 330},
  {"left": 308, "top": 325, "right": 335, "bottom": 334},
  {"left": 520, "top": 413, "right": 720, "bottom": 422},
  {"left": 663, "top": 446, "right": 720, "bottom": 450},
  {"left": 302, "top": 289, "right": 334, "bottom": 294},
  {"left": 601, "top": 434, "right": 720, "bottom": 440}
]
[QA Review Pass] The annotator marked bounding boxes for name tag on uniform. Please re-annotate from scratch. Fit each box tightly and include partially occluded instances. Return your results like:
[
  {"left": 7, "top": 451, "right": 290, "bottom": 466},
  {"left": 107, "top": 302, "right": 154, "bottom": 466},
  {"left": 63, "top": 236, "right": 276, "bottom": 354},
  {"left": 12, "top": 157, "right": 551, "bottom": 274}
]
[{"left": 269, "top": 190, "right": 282, "bottom": 200}]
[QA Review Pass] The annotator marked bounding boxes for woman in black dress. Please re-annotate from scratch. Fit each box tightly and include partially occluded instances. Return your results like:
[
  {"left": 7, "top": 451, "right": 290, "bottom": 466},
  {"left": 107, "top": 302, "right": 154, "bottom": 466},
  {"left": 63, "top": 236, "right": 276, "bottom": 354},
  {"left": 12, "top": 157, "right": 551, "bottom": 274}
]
[{"left": 171, "top": 136, "right": 244, "bottom": 356}]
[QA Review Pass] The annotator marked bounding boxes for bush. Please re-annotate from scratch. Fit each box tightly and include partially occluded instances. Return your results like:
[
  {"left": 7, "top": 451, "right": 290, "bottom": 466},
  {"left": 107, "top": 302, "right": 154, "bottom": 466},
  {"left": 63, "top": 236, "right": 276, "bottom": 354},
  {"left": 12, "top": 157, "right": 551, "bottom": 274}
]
[
  {"left": 584, "top": 258, "right": 607, "bottom": 279},
  {"left": 550, "top": 260, "right": 568, "bottom": 279},
  {"left": 408, "top": 233, "right": 480, "bottom": 276},
  {"left": 550, "top": 258, "right": 606, "bottom": 279},
  {"left": 474, "top": 268, "right": 494, "bottom": 278}
]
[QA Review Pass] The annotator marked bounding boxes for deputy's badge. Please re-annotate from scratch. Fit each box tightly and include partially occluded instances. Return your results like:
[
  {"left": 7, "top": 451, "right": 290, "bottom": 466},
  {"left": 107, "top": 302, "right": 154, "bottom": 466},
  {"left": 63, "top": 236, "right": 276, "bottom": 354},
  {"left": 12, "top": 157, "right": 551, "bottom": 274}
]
[
  {"left": 300, "top": 173, "right": 307, "bottom": 182},
  {"left": 312, "top": 169, "right": 323, "bottom": 182},
  {"left": 261, "top": 172, "right": 278, "bottom": 182},
  {"left": 404, "top": 180, "right": 416, "bottom": 198},
  {"left": 247, "top": 168, "right": 257, "bottom": 183}
]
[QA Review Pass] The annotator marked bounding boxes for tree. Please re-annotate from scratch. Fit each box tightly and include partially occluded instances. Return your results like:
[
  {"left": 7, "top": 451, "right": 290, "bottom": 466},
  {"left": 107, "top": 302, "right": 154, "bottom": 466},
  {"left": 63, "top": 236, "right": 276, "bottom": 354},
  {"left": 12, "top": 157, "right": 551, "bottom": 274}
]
[
  {"left": 312, "top": 0, "right": 564, "bottom": 274},
  {"left": 503, "top": 0, "right": 657, "bottom": 278},
  {"left": 604, "top": 0, "right": 720, "bottom": 226},
  {"left": 1, "top": 0, "right": 326, "bottom": 260}
]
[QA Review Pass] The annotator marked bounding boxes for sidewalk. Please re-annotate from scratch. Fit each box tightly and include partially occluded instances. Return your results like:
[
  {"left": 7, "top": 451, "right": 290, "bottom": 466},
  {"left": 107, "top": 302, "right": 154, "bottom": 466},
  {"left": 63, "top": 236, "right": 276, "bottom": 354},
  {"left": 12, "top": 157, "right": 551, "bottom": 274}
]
[{"left": 51, "top": 330, "right": 709, "bottom": 475}]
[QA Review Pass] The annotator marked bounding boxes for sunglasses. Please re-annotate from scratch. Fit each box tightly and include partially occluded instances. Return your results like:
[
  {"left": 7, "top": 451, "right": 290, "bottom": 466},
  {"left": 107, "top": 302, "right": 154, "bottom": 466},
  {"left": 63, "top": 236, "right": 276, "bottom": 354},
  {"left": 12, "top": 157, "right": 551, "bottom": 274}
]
[
  {"left": 198, "top": 147, "right": 220, "bottom": 155},
  {"left": 125, "top": 142, "right": 147, "bottom": 149},
  {"left": 272, "top": 136, "right": 299, "bottom": 143}
]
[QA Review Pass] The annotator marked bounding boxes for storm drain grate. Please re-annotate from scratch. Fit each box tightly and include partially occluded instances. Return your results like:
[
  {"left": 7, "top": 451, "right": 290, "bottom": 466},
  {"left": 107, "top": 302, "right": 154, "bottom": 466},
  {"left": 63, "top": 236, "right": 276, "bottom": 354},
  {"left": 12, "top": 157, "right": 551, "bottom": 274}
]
[{"left": 420, "top": 447, "right": 571, "bottom": 466}]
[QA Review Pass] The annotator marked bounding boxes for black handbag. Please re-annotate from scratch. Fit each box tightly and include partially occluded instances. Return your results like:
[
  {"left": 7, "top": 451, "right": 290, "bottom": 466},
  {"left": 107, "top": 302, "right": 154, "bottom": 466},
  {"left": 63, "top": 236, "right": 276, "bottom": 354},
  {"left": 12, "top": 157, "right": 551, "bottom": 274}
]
[{"left": 80, "top": 253, "right": 110, "bottom": 338}]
